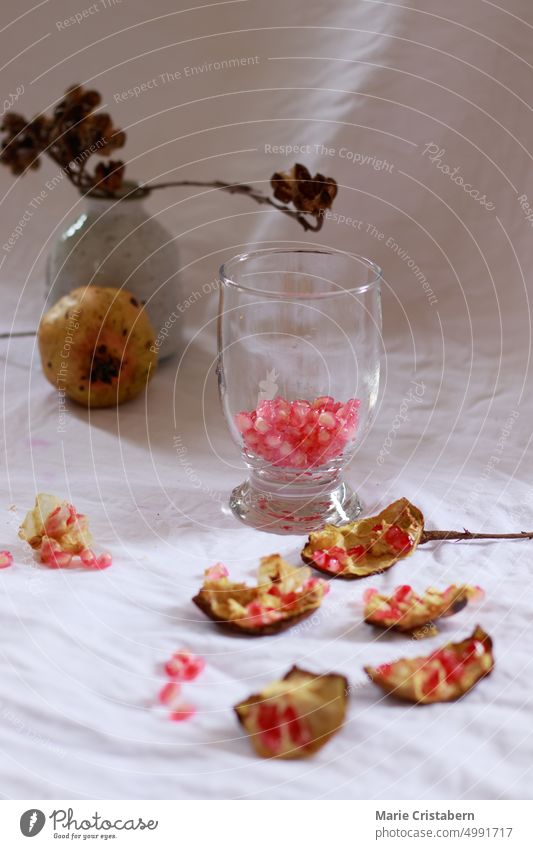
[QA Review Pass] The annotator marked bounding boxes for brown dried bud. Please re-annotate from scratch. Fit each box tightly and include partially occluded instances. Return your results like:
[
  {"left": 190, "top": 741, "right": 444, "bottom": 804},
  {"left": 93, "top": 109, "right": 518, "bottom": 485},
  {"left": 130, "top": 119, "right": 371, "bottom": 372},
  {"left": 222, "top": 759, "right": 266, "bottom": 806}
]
[
  {"left": 271, "top": 163, "right": 338, "bottom": 216},
  {"left": 93, "top": 161, "right": 125, "bottom": 194}
]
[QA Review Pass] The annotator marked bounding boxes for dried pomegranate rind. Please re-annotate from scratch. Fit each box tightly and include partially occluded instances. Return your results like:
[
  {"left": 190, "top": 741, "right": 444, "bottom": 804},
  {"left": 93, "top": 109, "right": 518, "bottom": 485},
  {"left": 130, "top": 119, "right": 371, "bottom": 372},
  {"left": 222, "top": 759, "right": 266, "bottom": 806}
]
[
  {"left": 19, "top": 493, "right": 92, "bottom": 553},
  {"left": 365, "top": 625, "right": 494, "bottom": 704},
  {"left": 193, "top": 554, "right": 329, "bottom": 636},
  {"left": 19, "top": 493, "right": 111, "bottom": 570},
  {"left": 364, "top": 584, "right": 483, "bottom": 635},
  {"left": 234, "top": 666, "right": 348, "bottom": 758},
  {"left": 302, "top": 497, "right": 424, "bottom": 579}
]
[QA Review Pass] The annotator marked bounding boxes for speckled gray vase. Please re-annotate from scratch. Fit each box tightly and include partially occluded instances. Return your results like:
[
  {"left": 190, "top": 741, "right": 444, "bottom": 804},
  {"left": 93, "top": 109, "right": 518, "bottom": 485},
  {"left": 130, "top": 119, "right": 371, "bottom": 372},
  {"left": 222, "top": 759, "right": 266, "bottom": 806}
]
[{"left": 45, "top": 185, "right": 182, "bottom": 358}]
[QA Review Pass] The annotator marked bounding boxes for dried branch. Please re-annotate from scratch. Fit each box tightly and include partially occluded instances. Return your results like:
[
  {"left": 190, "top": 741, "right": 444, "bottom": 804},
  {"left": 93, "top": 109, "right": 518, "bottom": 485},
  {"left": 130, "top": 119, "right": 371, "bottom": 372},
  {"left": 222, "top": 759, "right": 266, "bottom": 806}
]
[
  {"left": 145, "top": 178, "right": 323, "bottom": 232},
  {"left": 420, "top": 529, "right": 533, "bottom": 544}
]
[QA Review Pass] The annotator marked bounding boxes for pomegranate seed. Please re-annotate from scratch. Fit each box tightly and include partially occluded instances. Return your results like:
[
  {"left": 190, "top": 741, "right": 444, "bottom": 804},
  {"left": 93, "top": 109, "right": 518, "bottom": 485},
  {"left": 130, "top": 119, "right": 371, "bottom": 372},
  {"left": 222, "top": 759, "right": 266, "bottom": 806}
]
[
  {"left": 376, "top": 663, "right": 392, "bottom": 678},
  {"left": 165, "top": 651, "right": 205, "bottom": 681},
  {"left": 462, "top": 639, "right": 485, "bottom": 663},
  {"left": 235, "top": 412, "right": 253, "bottom": 433},
  {"left": 317, "top": 411, "right": 336, "bottom": 429},
  {"left": 312, "top": 549, "right": 328, "bottom": 567},
  {"left": 282, "top": 704, "right": 310, "bottom": 747},
  {"left": 44, "top": 549, "right": 73, "bottom": 568},
  {"left": 0, "top": 550, "right": 13, "bottom": 569},
  {"left": 95, "top": 553, "right": 112, "bottom": 569},
  {"left": 281, "top": 591, "right": 299, "bottom": 608},
  {"left": 422, "top": 666, "right": 441, "bottom": 695},
  {"left": 394, "top": 585, "right": 413, "bottom": 603},
  {"left": 384, "top": 525, "right": 412, "bottom": 553},
  {"left": 347, "top": 545, "right": 365, "bottom": 559},
  {"left": 169, "top": 704, "right": 196, "bottom": 722},
  {"left": 438, "top": 650, "right": 464, "bottom": 683},
  {"left": 256, "top": 703, "right": 282, "bottom": 753},
  {"left": 372, "top": 524, "right": 383, "bottom": 533},
  {"left": 363, "top": 587, "right": 378, "bottom": 603},
  {"left": 159, "top": 681, "right": 181, "bottom": 706},
  {"left": 80, "top": 548, "right": 97, "bottom": 567},
  {"left": 205, "top": 562, "right": 229, "bottom": 581},
  {"left": 304, "top": 577, "right": 329, "bottom": 593}
]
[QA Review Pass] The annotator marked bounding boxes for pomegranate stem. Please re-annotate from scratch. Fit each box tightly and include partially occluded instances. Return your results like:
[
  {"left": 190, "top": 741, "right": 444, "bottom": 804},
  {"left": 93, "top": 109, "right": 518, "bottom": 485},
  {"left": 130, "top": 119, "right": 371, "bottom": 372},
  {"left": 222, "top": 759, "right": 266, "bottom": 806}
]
[{"left": 420, "top": 529, "right": 533, "bottom": 544}]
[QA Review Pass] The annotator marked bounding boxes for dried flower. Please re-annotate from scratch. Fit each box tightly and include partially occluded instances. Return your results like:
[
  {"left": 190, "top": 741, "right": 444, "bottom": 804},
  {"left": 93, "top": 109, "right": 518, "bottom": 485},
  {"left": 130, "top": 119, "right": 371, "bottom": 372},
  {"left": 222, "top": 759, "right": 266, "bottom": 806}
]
[
  {"left": 271, "top": 163, "right": 338, "bottom": 217},
  {"left": 0, "top": 84, "right": 126, "bottom": 195}
]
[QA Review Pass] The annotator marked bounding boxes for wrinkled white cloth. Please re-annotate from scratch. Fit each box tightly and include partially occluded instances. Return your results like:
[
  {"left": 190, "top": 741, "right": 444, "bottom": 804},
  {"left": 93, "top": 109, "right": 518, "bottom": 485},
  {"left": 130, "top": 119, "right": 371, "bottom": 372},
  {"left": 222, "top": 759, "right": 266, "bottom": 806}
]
[{"left": 0, "top": 0, "right": 532, "bottom": 799}]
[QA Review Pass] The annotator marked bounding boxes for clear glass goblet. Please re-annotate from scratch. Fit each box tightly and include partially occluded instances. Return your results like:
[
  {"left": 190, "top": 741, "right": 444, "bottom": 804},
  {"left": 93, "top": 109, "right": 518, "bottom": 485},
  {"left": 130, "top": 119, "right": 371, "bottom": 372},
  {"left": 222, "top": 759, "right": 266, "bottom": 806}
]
[{"left": 217, "top": 247, "right": 382, "bottom": 534}]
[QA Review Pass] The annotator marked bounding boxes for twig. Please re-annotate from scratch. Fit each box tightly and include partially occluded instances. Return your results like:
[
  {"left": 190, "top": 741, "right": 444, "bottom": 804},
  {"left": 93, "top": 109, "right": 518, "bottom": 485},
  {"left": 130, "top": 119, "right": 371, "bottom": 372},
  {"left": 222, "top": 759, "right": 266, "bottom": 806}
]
[
  {"left": 146, "top": 178, "right": 322, "bottom": 232},
  {"left": 0, "top": 330, "right": 36, "bottom": 339},
  {"left": 420, "top": 529, "right": 533, "bottom": 544}
]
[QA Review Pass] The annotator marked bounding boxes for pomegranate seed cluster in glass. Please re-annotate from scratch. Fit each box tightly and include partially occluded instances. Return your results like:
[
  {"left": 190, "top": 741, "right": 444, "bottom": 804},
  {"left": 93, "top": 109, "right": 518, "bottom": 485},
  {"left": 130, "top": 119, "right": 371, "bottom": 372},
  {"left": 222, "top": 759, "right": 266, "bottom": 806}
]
[{"left": 235, "top": 395, "right": 359, "bottom": 468}]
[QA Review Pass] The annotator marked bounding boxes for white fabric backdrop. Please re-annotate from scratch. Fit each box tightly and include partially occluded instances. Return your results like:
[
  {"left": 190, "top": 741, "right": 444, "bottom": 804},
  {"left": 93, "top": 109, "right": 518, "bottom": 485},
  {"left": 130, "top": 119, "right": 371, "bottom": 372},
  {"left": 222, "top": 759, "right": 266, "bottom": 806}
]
[{"left": 1, "top": 0, "right": 532, "bottom": 799}]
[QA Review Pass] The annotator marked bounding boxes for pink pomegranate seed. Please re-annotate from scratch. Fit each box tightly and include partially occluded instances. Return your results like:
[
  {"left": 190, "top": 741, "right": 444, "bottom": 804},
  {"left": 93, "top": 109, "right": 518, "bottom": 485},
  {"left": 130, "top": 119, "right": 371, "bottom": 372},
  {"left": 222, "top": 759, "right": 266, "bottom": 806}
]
[
  {"left": 80, "top": 548, "right": 97, "bottom": 567},
  {"left": 205, "top": 562, "right": 229, "bottom": 581},
  {"left": 257, "top": 703, "right": 283, "bottom": 753},
  {"left": 317, "top": 411, "right": 336, "bottom": 429},
  {"left": 95, "top": 552, "right": 112, "bottom": 569},
  {"left": 313, "top": 395, "right": 335, "bottom": 409},
  {"left": 327, "top": 545, "right": 344, "bottom": 558},
  {"left": 462, "top": 639, "right": 485, "bottom": 662},
  {"left": 363, "top": 587, "right": 378, "bottom": 603},
  {"left": 423, "top": 666, "right": 441, "bottom": 695},
  {"left": 376, "top": 663, "right": 392, "bottom": 678},
  {"left": 312, "top": 549, "right": 328, "bottom": 567},
  {"left": 44, "top": 549, "right": 73, "bottom": 569},
  {"left": 394, "top": 585, "right": 413, "bottom": 603},
  {"left": 165, "top": 651, "right": 205, "bottom": 681},
  {"left": 281, "top": 591, "right": 299, "bottom": 608},
  {"left": 0, "top": 550, "right": 13, "bottom": 569},
  {"left": 169, "top": 704, "right": 196, "bottom": 722},
  {"left": 159, "top": 681, "right": 181, "bottom": 706},
  {"left": 384, "top": 525, "right": 413, "bottom": 553},
  {"left": 235, "top": 412, "right": 253, "bottom": 433},
  {"left": 304, "top": 577, "right": 329, "bottom": 593},
  {"left": 437, "top": 649, "right": 463, "bottom": 682},
  {"left": 347, "top": 545, "right": 365, "bottom": 559}
]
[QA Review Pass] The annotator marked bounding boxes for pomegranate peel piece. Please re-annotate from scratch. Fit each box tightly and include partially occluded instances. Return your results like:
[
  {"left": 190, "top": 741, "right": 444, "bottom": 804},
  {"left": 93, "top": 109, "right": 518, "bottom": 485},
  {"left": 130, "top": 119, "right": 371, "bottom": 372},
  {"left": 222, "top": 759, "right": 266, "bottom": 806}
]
[
  {"left": 364, "top": 584, "right": 483, "bottom": 635},
  {"left": 365, "top": 625, "right": 494, "bottom": 704},
  {"left": 302, "top": 497, "right": 424, "bottom": 579},
  {"left": 193, "top": 554, "right": 329, "bottom": 636},
  {"left": 19, "top": 494, "right": 111, "bottom": 570},
  {"left": 19, "top": 493, "right": 93, "bottom": 554},
  {"left": 234, "top": 666, "right": 348, "bottom": 758}
]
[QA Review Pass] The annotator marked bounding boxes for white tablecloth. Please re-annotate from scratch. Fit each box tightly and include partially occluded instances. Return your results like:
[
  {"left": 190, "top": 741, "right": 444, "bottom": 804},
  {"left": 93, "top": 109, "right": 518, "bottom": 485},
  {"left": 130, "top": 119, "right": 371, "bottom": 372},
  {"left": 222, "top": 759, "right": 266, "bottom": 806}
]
[{"left": 1, "top": 0, "right": 532, "bottom": 800}]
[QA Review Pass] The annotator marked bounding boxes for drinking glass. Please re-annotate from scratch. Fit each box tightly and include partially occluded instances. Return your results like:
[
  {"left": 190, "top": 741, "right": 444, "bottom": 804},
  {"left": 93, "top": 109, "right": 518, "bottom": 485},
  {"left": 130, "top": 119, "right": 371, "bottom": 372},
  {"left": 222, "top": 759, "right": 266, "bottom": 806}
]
[{"left": 217, "top": 247, "right": 382, "bottom": 534}]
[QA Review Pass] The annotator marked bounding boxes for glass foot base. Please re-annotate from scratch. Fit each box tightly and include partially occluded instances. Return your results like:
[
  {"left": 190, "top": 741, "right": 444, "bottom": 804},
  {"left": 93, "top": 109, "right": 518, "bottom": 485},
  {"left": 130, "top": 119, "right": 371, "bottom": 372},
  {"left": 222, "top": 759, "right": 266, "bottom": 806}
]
[{"left": 229, "top": 476, "right": 362, "bottom": 535}]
